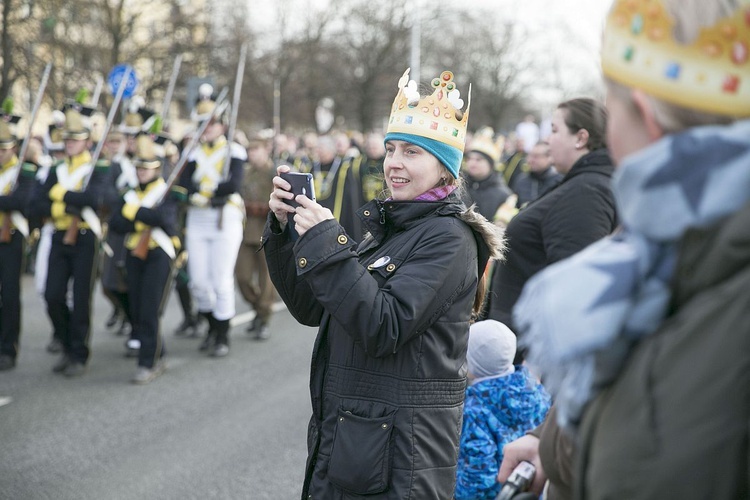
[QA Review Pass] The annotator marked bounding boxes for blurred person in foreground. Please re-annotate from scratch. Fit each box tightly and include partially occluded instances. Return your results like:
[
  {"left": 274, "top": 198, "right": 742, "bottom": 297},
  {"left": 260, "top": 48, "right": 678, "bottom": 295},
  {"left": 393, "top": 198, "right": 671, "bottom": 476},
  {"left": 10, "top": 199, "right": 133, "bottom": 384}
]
[
  {"left": 499, "top": 1, "right": 750, "bottom": 498},
  {"left": 486, "top": 97, "right": 618, "bottom": 351},
  {"left": 264, "top": 68, "right": 503, "bottom": 498}
]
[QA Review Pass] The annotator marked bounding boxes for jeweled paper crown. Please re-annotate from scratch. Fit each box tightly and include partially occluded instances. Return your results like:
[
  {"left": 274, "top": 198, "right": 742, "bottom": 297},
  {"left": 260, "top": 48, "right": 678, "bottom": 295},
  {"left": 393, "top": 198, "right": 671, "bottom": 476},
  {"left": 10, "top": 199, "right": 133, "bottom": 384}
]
[
  {"left": 602, "top": 0, "right": 750, "bottom": 117},
  {"left": 386, "top": 68, "right": 471, "bottom": 151}
]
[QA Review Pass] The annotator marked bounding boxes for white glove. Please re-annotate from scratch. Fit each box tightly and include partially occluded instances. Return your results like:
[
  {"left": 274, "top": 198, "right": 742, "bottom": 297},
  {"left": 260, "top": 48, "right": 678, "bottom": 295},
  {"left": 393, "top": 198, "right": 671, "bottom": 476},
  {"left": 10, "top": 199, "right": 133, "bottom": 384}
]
[{"left": 190, "top": 193, "right": 210, "bottom": 208}]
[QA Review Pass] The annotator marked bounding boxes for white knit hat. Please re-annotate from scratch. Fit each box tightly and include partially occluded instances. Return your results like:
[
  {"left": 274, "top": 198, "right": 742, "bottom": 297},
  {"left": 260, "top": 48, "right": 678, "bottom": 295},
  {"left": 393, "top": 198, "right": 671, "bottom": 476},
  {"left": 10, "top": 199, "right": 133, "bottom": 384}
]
[{"left": 467, "top": 320, "right": 517, "bottom": 379}]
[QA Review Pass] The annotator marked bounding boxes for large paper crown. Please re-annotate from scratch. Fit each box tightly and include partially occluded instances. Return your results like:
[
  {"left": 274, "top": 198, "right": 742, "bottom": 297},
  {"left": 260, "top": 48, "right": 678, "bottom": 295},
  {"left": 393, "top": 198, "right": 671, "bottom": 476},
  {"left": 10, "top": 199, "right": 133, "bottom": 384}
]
[
  {"left": 386, "top": 68, "right": 471, "bottom": 152},
  {"left": 602, "top": 0, "right": 750, "bottom": 117},
  {"left": 468, "top": 127, "right": 500, "bottom": 164}
]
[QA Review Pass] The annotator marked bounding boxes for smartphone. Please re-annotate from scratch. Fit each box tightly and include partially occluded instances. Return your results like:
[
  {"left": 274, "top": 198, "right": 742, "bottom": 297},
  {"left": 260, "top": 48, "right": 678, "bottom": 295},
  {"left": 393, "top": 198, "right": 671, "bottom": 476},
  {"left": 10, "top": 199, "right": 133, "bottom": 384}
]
[
  {"left": 280, "top": 172, "right": 316, "bottom": 208},
  {"left": 279, "top": 171, "right": 316, "bottom": 241}
]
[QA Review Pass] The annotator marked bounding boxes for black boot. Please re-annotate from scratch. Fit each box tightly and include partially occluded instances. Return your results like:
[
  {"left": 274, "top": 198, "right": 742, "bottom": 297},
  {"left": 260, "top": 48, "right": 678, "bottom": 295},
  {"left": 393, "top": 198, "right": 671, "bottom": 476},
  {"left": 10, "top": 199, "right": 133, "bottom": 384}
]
[
  {"left": 199, "top": 312, "right": 217, "bottom": 352},
  {"left": 212, "top": 319, "right": 230, "bottom": 357},
  {"left": 174, "top": 283, "right": 197, "bottom": 336}
]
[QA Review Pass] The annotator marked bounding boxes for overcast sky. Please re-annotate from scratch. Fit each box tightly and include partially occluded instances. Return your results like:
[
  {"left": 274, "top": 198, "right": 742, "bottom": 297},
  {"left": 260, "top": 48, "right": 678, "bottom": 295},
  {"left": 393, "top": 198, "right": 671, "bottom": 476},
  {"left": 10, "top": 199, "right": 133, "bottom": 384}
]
[{"left": 244, "top": 0, "right": 615, "bottom": 114}]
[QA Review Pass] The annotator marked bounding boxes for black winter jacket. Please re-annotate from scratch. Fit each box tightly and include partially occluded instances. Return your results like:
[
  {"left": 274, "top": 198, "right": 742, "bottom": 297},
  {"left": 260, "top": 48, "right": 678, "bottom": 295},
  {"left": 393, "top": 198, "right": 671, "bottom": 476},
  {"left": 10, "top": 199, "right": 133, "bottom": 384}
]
[
  {"left": 460, "top": 169, "right": 512, "bottom": 221},
  {"left": 487, "top": 149, "right": 617, "bottom": 331},
  {"left": 263, "top": 193, "right": 503, "bottom": 499}
]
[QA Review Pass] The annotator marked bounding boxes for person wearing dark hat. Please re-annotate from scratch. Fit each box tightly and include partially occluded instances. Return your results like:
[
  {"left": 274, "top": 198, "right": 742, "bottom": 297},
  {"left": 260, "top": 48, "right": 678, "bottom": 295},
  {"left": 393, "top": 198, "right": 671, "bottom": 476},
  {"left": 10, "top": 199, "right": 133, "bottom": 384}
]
[
  {"left": 28, "top": 100, "right": 110, "bottom": 377},
  {"left": 0, "top": 113, "right": 37, "bottom": 370},
  {"left": 178, "top": 84, "right": 246, "bottom": 358},
  {"left": 108, "top": 132, "right": 181, "bottom": 384},
  {"left": 461, "top": 128, "right": 513, "bottom": 221}
]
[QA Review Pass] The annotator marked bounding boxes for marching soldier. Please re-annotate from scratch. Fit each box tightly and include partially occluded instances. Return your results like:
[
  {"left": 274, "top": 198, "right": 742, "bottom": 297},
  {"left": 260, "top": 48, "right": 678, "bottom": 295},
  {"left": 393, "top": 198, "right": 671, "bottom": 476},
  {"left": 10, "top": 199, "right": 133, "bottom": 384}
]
[
  {"left": 235, "top": 134, "right": 276, "bottom": 340},
  {"left": 179, "top": 84, "right": 245, "bottom": 357},
  {"left": 108, "top": 132, "right": 180, "bottom": 384},
  {"left": 101, "top": 98, "right": 156, "bottom": 349},
  {"left": 0, "top": 108, "right": 37, "bottom": 370},
  {"left": 28, "top": 100, "right": 109, "bottom": 377}
]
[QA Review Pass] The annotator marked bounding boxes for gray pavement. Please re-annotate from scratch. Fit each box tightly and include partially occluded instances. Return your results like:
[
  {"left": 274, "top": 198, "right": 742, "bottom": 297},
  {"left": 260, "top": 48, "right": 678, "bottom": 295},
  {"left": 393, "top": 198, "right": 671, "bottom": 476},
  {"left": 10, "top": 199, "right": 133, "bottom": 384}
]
[{"left": 0, "top": 275, "right": 315, "bottom": 499}]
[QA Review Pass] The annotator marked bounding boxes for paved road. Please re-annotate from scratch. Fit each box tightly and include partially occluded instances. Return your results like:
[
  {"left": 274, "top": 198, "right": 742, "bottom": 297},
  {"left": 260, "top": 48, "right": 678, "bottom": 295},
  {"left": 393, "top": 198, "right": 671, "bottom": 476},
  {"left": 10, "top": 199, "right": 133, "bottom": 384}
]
[{"left": 0, "top": 275, "right": 316, "bottom": 499}]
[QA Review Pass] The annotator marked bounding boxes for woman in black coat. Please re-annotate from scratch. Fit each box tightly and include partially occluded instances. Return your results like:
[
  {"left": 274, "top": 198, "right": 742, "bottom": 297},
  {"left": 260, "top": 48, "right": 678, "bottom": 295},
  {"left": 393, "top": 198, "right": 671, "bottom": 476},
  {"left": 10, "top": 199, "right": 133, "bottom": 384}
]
[
  {"left": 263, "top": 69, "right": 504, "bottom": 499},
  {"left": 486, "top": 98, "right": 618, "bottom": 343}
]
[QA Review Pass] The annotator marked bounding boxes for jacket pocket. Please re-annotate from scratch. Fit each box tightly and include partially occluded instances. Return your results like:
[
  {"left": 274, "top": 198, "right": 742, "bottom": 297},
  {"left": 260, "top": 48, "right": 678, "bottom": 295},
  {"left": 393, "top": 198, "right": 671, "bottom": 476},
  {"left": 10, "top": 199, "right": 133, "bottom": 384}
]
[{"left": 327, "top": 408, "right": 395, "bottom": 495}]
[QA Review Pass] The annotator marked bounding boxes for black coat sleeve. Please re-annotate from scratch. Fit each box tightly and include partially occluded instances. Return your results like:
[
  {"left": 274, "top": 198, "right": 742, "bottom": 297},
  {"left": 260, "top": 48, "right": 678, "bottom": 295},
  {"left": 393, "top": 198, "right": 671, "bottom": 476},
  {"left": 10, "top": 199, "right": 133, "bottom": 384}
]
[{"left": 0, "top": 163, "right": 36, "bottom": 214}]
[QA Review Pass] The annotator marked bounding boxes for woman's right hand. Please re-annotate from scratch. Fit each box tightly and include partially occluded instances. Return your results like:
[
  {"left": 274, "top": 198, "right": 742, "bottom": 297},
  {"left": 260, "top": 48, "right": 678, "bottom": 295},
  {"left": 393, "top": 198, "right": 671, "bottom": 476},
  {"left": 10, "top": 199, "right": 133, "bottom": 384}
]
[{"left": 268, "top": 164, "right": 297, "bottom": 226}]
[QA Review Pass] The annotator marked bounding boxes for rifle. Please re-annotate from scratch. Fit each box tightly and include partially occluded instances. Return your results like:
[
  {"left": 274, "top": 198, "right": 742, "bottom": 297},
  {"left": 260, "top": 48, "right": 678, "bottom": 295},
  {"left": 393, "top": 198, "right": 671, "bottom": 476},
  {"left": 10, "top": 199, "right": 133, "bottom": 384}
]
[
  {"left": 131, "top": 88, "right": 229, "bottom": 260},
  {"left": 91, "top": 75, "right": 104, "bottom": 110},
  {"left": 160, "top": 54, "right": 182, "bottom": 131},
  {"left": 217, "top": 43, "right": 247, "bottom": 230},
  {"left": 63, "top": 66, "right": 133, "bottom": 248},
  {"left": 0, "top": 62, "right": 52, "bottom": 243}
]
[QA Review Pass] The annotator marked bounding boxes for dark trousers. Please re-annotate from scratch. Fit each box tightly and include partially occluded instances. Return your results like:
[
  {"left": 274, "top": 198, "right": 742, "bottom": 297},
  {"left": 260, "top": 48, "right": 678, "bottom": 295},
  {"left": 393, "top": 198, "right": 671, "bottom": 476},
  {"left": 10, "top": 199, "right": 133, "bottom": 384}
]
[
  {"left": 125, "top": 248, "right": 172, "bottom": 369},
  {"left": 45, "top": 229, "right": 98, "bottom": 364},
  {"left": 0, "top": 231, "right": 24, "bottom": 360}
]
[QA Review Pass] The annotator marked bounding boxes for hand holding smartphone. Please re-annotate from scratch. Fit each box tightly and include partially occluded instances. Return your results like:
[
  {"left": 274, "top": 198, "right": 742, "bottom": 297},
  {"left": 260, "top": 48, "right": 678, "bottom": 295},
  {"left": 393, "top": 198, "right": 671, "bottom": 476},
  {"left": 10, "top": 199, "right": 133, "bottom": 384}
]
[{"left": 279, "top": 172, "right": 316, "bottom": 240}]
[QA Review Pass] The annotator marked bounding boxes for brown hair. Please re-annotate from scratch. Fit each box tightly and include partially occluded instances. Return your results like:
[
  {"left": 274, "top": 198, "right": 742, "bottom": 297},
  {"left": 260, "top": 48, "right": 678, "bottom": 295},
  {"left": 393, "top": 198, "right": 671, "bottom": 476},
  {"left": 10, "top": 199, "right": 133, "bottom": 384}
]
[{"left": 557, "top": 98, "right": 608, "bottom": 150}]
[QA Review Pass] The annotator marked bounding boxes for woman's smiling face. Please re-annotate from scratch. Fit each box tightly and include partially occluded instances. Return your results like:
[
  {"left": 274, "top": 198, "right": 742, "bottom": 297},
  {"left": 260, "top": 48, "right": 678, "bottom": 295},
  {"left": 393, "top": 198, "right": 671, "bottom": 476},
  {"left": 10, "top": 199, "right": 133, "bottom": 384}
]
[{"left": 383, "top": 140, "right": 444, "bottom": 200}]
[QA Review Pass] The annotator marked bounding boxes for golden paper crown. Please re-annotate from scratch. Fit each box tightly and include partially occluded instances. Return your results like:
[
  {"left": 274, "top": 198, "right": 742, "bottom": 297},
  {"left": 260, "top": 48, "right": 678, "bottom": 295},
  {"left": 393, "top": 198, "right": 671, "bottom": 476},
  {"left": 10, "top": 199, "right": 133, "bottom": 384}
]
[
  {"left": 386, "top": 68, "right": 471, "bottom": 151},
  {"left": 602, "top": 0, "right": 750, "bottom": 117},
  {"left": 468, "top": 127, "right": 500, "bottom": 163}
]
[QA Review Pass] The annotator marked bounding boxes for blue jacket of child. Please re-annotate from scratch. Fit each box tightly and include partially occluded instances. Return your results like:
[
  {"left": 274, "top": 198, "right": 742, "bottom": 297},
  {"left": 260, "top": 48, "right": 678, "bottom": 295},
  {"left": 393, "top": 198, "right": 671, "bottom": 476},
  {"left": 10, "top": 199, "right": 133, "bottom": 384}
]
[{"left": 455, "top": 365, "right": 551, "bottom": 500}]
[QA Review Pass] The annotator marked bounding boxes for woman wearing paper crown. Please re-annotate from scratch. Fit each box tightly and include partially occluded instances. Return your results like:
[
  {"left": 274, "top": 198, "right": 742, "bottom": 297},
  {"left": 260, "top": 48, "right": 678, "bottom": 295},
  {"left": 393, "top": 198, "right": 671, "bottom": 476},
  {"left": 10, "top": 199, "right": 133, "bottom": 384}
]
[
  {"left": 108, "top": 132, "right": 181, "bottom": 384},
  {"left": 497, "top": 0, "right": 750, "bottom": 498},
  {"left": 178, "top": 83, "right": 246, "bottom": 358},
  {"left": 0, "top": 104, "right": 37, "bottom": 371},
  {"left": 264, "top": 69, "right": 504, "bottom": 498},
  {"left": 28, "top": 99, "right": 109, "bottom": 377},
  {"left": 460, "top": 127, "right": 513, "bottom": 221}
]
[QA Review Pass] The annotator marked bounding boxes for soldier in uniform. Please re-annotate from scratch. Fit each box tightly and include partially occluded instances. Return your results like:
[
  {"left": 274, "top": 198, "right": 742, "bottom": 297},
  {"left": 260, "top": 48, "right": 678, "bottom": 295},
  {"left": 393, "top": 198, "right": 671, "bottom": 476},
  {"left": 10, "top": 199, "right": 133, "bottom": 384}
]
[
  {"left": 178, "top": 84, "right": 245, "bottom": 357},
  {"left": 28, "top": 101, "right": 109, "bottom": 377},
  {"left": 108, "top": 132, "right": 180, "bottom": 384},
  {"left": 235, "top": 134, "right": 276, "bottom": 340},
  {"left": 0, "top": 108, "right": 37, "bottom": 370},
  {"left": 101, "top": 98, "right": 156, "bottom": 352},
  {"left": 36, "top": 111, "right": 67, "bottom": 353}
]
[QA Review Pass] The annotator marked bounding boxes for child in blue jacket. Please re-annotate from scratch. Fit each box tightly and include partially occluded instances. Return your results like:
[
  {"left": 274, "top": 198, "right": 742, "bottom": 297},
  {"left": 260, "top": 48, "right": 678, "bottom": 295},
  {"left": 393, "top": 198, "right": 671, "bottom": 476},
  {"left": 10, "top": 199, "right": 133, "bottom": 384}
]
[{"left": 455, "top": 320, "right": 551, "bottom": 500}]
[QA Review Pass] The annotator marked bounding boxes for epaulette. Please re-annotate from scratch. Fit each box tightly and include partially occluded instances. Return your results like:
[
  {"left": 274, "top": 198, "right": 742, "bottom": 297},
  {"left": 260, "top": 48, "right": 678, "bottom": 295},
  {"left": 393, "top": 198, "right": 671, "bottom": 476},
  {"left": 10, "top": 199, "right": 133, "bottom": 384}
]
[
  {"left": 21, "top": 161, "right": 38, "bottom": 177},
  {"left": 170, "top": 185, "right": 188, "bottom": 202}
]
